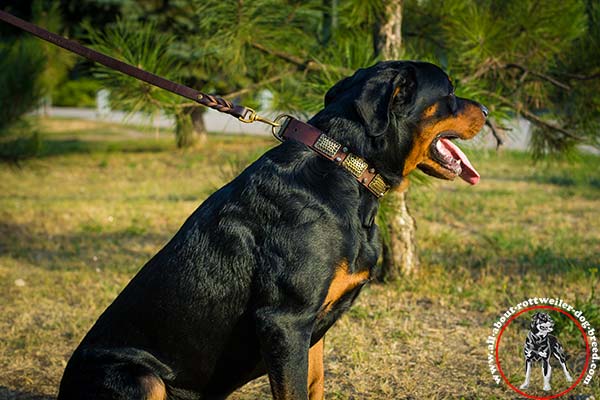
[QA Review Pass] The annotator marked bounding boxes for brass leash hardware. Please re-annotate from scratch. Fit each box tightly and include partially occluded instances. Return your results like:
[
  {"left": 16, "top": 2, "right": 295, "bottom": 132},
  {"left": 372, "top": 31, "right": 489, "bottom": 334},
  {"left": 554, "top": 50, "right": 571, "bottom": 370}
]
[{"left": 238, "top": 108, "right": 281, "bottom": 127}]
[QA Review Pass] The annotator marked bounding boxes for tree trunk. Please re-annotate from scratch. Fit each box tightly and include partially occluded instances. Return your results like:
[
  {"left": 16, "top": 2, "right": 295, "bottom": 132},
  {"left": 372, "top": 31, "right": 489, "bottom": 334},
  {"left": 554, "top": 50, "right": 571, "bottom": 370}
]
[
  {"left": 380, "top": 190, "right": 418, "bottom": 280},
  {"left": 375, "top": 1, "right": 403, "bottom": 59},
  {"left": 175, "top": 108, "right": 207, "bottom": 148},
  {"left": 376, "top": 0, "right": 419, "bottom": 281},
  {"left": 190, "top": 107, "right": 208, "bottom": 144},
  {"left": 175, "top": 111, "right": 195, "bottom": 148}
]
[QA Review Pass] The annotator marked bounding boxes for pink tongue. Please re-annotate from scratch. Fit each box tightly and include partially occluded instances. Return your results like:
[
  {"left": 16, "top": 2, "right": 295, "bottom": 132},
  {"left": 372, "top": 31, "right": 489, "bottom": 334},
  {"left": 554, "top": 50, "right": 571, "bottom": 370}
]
[{"left": 438, "top": 138, "right": 480, "bottom": 185}]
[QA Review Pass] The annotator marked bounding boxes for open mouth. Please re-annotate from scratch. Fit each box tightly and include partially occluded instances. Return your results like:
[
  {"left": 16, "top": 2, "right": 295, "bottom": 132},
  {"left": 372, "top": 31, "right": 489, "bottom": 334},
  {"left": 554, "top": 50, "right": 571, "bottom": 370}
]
[{"left": 431, "top": 134, "right": 480, "bottom": 185}]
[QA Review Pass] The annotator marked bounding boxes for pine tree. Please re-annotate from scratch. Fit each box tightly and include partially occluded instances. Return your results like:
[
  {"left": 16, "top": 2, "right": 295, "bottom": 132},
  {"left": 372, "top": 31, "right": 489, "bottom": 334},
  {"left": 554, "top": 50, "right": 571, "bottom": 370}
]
[
  {"left": 402, "top": 0, "right": 596, "bottom": 156},
  {"left": 80, "top": 0, "right": 598, "bottom": 277},
  {"left": 0, "top": 0, "right": 74, "bottom": 159},
  {"left": 120, "top": 0, "right": 333, "bottom": 146}
]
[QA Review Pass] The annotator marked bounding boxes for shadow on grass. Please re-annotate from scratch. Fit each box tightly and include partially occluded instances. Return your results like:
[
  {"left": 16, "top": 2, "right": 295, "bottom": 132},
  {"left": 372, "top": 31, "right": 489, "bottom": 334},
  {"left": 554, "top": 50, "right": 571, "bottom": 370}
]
[
  {"left": 421, "top": 245, "right": 599, "bottom": 277},
  {"left": 529, "top": 174, "right": 600, "bottom": 190},
  {"left": 489, "top": 174, "right": 600, "bottom": 192},
  {"left": 0, "top": 221, "right": 170, "bottom": 273},
  {"left": 0, "top": 386, "right": 53, "bottom": 400},
  {"left": 39, "top": 138, "right": 171, "bottom": 157},
  {"left": 0, "top": 137, "right": 172, "bottom": 162}
]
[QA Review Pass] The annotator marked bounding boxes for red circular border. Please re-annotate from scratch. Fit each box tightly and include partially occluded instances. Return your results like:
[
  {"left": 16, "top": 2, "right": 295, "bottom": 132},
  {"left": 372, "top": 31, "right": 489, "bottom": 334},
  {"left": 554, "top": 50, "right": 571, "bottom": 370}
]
[{"left": 494, "top": 305, "right": 590, "bottom": 400}]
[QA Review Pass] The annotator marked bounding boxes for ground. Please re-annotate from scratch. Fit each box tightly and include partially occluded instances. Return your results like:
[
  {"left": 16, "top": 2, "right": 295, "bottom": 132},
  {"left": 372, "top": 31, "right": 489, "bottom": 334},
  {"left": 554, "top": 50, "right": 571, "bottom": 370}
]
[{"left": 0, "top": 119, "right": 599, "bottom": 399}]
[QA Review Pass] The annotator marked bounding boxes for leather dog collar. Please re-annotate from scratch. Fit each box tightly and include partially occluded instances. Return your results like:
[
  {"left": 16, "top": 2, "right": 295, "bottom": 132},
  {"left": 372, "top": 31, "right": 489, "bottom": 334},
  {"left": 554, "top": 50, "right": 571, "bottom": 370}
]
[{"left": 274, "top": 117, "right": 391, "bottom": 198}]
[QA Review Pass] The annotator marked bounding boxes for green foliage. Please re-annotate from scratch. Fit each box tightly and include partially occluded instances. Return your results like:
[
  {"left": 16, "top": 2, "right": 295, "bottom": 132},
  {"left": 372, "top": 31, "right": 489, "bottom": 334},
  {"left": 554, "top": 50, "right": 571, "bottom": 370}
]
[
  {"left": 0, "top": 0, "right": 76, "bottom": 159},
  {"left": 552, "top": 278, "right": 600, "bottom": 344},
  {"left": 73, "top": 0, "right": 598, "bottom": 155},
  {"left": 120, "top": 0, "right": 325, "bottom": 99},
  {"left": 0, "top": 121, "right": 43, "bottom": 161},
  {"left": 52, "top": 79, "right": 102, "bottom": 107},
  {"left": 83, "top": 18, "right": 185, "bottom": 115},
  {"left": 274, "top": 38, "right": 378, "bottom": 115},
  {"left": 32, "top": 0, "right": 77, "bottom": 98},
  {"left": 0, "top": 38, "right": 45, "bottom": 134},
  {"left": 403, "top": 0, "right": 596, "bottom": 157},
  {"left": 548, "top": 0, "right": 600, "bottom": 153},
  {"left": 83, "top": 17, "right": 207, "bottom": 148}
]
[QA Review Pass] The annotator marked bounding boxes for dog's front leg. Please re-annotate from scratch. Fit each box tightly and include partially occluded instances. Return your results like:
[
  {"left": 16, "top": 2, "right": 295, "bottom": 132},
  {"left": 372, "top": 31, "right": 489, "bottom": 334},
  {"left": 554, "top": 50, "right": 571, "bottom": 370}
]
[
  {"left": 559, "top": 359, "right": 573, "bottom": 382},
  {"left": 519, "top": 360, "right": 531, "bottom": 389},
  {"left": 554, "top": 352, "right": 573, "bottom": 382},
  {"left": 308, "top": 338, "right": 324, "bottom": 400},
  {"left": 256, "top": 309, "right": 313, "bottom": 400},
  {"left": 542, "top": 360, "right": 552, "bottom": 391}
]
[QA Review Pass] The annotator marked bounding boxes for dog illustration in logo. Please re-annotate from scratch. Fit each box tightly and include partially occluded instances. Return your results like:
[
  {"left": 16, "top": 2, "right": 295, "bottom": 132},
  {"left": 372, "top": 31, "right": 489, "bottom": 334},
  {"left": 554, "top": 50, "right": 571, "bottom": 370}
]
[{"left": 519, "top": 312, "right": 573, "bottom": 391}]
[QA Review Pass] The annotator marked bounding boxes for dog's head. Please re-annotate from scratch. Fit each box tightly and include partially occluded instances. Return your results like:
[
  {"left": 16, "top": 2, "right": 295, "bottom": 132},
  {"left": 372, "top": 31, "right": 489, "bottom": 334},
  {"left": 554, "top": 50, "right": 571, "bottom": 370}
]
[
  {"left": 311, "top": 61, "right": 487, "bottom": 186},
  {"left": 531, "top": 312, "right": 555, "bottom": 337}
]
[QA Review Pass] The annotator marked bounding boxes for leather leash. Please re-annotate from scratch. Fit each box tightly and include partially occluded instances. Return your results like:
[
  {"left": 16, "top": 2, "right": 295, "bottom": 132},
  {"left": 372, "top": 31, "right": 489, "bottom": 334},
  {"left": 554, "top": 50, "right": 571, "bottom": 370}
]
[
  {"left": 0, "top": 9, "right": 390, "bottom": 198},
  {"left": 0, "top": 10, "right": 267, "bottom": 124}
]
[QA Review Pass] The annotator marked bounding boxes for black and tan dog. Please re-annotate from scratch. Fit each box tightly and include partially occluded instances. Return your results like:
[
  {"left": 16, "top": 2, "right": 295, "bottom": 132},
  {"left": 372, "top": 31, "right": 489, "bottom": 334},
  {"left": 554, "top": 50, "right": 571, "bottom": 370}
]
[
  {"left": 520, "top": 312, "right": 573, "bottom": 392},
  {"left": 58, "top": 61, "right": 487, "bottom": 400}
]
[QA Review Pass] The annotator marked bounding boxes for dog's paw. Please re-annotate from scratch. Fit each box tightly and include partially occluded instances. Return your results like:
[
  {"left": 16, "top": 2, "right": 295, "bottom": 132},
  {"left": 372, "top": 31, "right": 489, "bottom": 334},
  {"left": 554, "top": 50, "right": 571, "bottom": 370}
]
[
  {"left": 566, "top": 374, "right": 573, "bottom": 382},
  {"left": 543, "top": 384, "right": 552, "bottom": 391},
  {"left": 519, "top": 382, "right": 529, "bottom": 390}
]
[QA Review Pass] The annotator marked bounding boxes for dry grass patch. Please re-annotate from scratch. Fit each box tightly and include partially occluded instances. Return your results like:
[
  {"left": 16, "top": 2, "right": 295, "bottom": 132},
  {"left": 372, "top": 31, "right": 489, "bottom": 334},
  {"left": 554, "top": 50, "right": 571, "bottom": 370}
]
[{"left": 1, "top": 119, "right": 598, "bottom": 399}]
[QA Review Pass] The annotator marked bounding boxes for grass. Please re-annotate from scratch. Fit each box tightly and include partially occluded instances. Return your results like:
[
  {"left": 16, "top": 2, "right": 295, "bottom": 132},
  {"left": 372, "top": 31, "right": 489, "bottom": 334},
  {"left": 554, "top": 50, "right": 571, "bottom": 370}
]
[{"left": 0, "top": 118, "right": 599, "bottom": 399}]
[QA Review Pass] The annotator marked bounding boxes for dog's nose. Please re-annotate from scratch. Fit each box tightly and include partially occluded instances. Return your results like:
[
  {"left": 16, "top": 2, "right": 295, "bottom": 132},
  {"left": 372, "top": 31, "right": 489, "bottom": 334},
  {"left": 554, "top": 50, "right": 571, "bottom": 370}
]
[{"left": 481, "top": 105, "right": 489, "bottom": 118}]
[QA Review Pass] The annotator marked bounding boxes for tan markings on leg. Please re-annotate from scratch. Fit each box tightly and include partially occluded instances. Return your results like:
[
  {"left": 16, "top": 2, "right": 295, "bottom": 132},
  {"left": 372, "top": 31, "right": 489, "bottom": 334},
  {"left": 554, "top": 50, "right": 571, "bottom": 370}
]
[
  {"left": 139, "top": 375, "right": 167, "bottom": 400},
  {"left": 320, "top": 260, "right": 370, "bottom": 316},
  {"left": 394, "top": 178, "right": 410, "bottom": 193},
  {"left": 308, "top": 338, "right": 325, "bottom": 400}
]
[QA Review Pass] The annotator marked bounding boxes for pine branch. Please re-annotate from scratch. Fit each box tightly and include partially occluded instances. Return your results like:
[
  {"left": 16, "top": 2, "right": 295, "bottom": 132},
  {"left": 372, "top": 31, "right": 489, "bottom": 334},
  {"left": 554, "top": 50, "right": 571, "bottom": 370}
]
[
  {"left": 485, "top": 120, "right": 505, "bottom": 149},
  {"left": 484, "top": 91, "right": 582, "bottom": 140},
  {"left": 250, "top": 42, "right": 318, "bottom": 71},
  {"left": 249, "top": 42, "right": 352, "bottom": 74},
  {"left": 462, "top": 61, "right": 572, "bottom": 91},
  {"left": 504, "top": 63, "right": 571, "bottom": 90},
  {"left": 460, "top": 59, "right": 501, "bottom": 84},
  {"left": 559, "top": 71, "right": 600, "bottom": 81},
  {"left": 223, "top": 72, "right": 293, "bottom": 99},
  {"left": 403, "top": 31, "right": 446, "bottom": 49},
  {"left": 146, "top": 72, "right": 294, "bottom": 112},
  {"left": 520, "top": 109, "right": 581, "bottom": 140}
]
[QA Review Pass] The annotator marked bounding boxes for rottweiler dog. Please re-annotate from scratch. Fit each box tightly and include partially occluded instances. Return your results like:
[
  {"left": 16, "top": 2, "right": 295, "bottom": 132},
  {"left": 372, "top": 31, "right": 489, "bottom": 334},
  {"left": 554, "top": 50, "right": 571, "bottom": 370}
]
[
  {"left": 520, "top": 312, "right": 573, "bottom": 392},
  {"left": 58, "top": 60, "right": 487, "bottom": 400}
]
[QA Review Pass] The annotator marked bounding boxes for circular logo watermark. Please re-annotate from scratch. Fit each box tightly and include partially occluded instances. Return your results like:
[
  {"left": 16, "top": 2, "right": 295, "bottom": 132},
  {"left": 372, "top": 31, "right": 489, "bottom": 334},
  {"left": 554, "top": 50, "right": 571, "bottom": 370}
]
[{"left": 486, "top": 298, "right": 598, "bottom": 399}]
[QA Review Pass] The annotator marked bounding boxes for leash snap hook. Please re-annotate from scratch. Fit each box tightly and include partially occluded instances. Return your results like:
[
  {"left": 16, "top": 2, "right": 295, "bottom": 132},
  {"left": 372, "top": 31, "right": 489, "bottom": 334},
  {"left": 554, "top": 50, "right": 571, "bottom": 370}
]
[{"left": 238, "top": 108, "right": 280, "bottom": 127}]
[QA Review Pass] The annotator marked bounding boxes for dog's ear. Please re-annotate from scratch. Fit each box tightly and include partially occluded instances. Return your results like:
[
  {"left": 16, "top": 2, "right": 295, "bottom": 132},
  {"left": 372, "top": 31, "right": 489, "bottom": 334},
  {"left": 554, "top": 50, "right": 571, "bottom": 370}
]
[{"left": 354, "top": 65, "right": 416, "bottom": 137}]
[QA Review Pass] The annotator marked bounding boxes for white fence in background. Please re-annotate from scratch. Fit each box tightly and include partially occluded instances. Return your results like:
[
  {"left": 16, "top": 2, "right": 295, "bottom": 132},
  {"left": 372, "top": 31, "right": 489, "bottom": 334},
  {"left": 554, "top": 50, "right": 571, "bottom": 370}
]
[
  {"left": 40, "top": 107, "right": 276, "bottom": 136},
  {"left": 39, "top": 106, "right": 531, "bottom": 150},
  {"left": 35, "top": 106, "right": 599, "bottom": 154}
]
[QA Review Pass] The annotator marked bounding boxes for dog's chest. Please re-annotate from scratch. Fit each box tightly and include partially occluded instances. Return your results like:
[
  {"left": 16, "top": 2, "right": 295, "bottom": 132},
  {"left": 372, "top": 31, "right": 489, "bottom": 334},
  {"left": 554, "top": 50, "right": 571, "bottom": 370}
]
[{"left": 317, "top": 260, "right": 370, "bottom": 320}]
